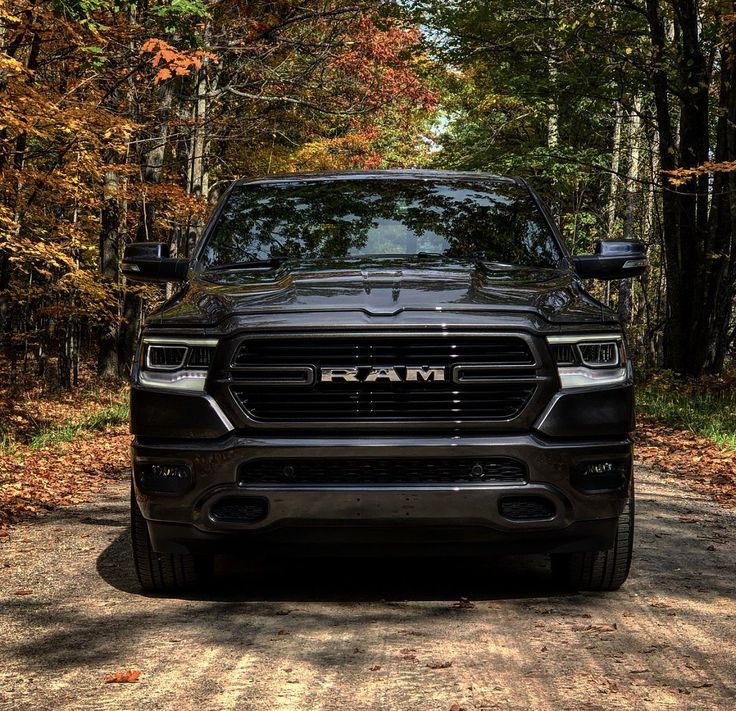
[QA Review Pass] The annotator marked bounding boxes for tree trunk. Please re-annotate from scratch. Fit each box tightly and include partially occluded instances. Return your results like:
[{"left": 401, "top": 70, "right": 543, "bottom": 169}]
[
  {"left": 185, "top": 51, "right": 213, "bottom": 258},
  {"left": 136, "top": 82, "right": 174, "bottom": 242},
  {"left": 607, "top": 105, "right": 623, "bottom": 237},
  {"left": 117, "top": 292, "right": 140, "bottom": 380},
  {"left": 545, "top": 0, "right": 560, "bottom": 220},
  {"left": 189, "top": 64, "right": 210, "bottom": 201},
  {"left": 705, "top": 33, "right": 736, "bottom": 373},
  {"left": 618, "top": 96, "right": 643, "bottom": 325},
  {"left": 118, "top": 81, "right": 174, "bottom": 377},
  {"left": 97, "top": 166, "right": 121, "bottom": 377},
  {"left": 645, "top": 0, "right": 718, "bottom": 376}
]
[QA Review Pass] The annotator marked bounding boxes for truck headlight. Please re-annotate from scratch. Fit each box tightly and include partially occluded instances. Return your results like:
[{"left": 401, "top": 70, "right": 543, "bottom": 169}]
[
  {"left": 547, "top": 334, "right": 627, "bottom": 389},
  {"left": 138, "top": 338, "right": 218, "bottom": 392}
]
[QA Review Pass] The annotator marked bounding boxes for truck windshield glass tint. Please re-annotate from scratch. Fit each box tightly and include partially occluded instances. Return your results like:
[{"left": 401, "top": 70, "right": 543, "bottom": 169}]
[{"left": 199, "top": 180, "right": 562, "bottom": 269}]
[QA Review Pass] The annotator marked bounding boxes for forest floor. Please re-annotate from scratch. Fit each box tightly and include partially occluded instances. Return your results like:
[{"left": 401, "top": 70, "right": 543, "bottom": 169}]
[
  {"left": 0, "top": 371, "right": 128, "bottom": 536},
  {"left": 1, "top": 382, "right": 736, "bottom": 710}
]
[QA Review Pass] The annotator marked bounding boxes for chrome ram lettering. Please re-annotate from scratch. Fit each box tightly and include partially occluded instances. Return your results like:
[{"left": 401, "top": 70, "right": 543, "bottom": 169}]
[
  {"left": 364, "top": 367, "right": 401, "bottom": 383},
  {"left": 320, "top": 366, "right": 445, "bottom": 383},
  {"left": 319, "top": 367, "right": 359, "bottom": 383},
  {"left": 406, "top": 366, "right": 445, "bottom": 382}
]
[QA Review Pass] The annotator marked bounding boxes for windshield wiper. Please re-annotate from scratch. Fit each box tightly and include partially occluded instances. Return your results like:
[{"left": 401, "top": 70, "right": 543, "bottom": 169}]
[
  {"left": 477, "top": 260, "right": 519, "bottom": 269},
  {"left": 206, "top": 257, "right": 286, "bottom": 272}
]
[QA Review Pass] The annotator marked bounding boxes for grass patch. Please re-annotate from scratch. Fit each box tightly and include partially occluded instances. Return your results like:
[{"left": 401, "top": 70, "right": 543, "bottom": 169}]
[
  {"left": 637, "top": 371, "right": 736, "bottom": 451},
  {"left": 27, "top": 401, "right": 129, "bottom": 449}
]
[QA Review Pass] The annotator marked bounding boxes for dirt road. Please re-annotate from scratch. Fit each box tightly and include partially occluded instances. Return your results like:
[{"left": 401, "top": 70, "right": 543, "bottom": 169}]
[{"left": 1, "top": 463, "right": 735, "bottom": 711}]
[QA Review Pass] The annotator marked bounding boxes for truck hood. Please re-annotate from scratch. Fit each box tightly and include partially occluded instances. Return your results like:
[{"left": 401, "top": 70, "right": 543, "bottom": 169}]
[{"left": 149, "top": 258, "right": 611, "bottom": 327}]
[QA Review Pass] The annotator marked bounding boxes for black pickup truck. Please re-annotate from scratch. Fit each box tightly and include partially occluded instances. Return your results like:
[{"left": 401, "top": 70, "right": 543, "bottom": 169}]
[{"left": 123, "top": 169, "right": 646, "bottom": 593}]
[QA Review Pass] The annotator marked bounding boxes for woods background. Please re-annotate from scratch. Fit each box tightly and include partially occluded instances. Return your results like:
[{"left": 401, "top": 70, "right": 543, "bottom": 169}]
[{"left": 2, "top": 0, "right": 736, "bottom": 392}]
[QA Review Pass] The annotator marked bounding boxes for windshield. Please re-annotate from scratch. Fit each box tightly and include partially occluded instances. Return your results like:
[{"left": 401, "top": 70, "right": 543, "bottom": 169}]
[{"left": 199, "top": 178, "right": 563, "bottom": 270}]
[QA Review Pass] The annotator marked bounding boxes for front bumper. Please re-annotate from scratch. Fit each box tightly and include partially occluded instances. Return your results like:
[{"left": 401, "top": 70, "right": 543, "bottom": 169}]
[{"left": 132, "top": 433, "right": 632, "bottom": 555}]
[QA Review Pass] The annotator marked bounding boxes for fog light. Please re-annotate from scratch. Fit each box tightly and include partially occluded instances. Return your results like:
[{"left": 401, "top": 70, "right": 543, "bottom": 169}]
[
  {"left": 586, "top": 462, "right": 615, "bottom": 475},
  {"left": 210, "top": 497, "right": 268, "bottom": 523},
  {"left": 137, "top": 462, "right": 192, "bottom": 495},
  {"left": 572, "top": 459, "right": 627, "bottom": 492}
]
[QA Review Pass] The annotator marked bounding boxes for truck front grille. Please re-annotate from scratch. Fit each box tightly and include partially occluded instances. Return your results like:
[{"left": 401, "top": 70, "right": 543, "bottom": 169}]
[
  {"left": 232, "top": 335, "right": 535, "bottom": 367},
  {"left": 240, "top": 457, "right": 527, "bottom": 486},
  {"left": 224, "top": 333, "right": 550, "bottom": 427},
  {"left": 232, "top": 384, "right": 535, "bottom": 421}
]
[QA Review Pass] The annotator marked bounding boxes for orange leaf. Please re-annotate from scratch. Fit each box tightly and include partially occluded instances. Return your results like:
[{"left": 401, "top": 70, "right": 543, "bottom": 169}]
[
  {"left": 155, "top": 68, "right": 172, "bottom": 83},
  {"left": 104, "top": 670, "right": 141, "bottom": 684}
]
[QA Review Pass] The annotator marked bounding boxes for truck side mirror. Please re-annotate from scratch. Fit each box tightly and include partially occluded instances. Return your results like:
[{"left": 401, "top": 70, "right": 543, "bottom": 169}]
[
  {"left": 573, "top": 240, "right": 648, "bottom": 280},
  {"left": 122, "top": 242, "right": 189, "bottom": 283}
]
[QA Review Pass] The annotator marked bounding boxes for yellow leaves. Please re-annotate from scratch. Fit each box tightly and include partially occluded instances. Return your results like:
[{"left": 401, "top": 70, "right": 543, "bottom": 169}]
[
  {"left": 0, "top": 235, "right": 77, "bottom": 272},
  {"left": 0, "top": 205, "right": 19, "bottom": 236},
  {"left": 131, "top": 181, "right": 208, "bottom": 222},
  {"left": 476, "top": 93, "right": 523, "bottom": 113},
  {"left": 1, "top": 71, "right": 125, "bottom": 156},
  {"left": 286, "top": 130, "right": 386, "bottom": 172},
  {"left": 0, "top": 8, "right": 22, "bottom": 24},
  {"left": 0, "top": 53, "right": 26, "bottom": 75},
  {"left": 664, "top": 160, "right": 736, "bottom": 186}
]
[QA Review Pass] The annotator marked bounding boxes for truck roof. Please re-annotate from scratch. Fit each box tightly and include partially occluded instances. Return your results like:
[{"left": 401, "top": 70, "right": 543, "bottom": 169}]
[{"left": 233, "top": 168, "right": 520, "bottom": 187}]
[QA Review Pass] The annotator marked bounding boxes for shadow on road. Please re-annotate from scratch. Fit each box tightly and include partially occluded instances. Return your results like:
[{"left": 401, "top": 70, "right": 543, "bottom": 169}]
[
  {"left": 97, "top": 525, "right": 570, "bottom": 602},
  {"left": 93, "top": 473, "right": 736, "bottom": 603}
]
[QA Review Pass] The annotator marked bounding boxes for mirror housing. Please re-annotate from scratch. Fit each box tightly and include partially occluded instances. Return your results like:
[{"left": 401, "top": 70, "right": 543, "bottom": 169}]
[
  {"left": 122, "top": 243, "right": 189, "bottom": 283},
  {"left": 573, "top": 240, "right": 648, "bottom": 280}
]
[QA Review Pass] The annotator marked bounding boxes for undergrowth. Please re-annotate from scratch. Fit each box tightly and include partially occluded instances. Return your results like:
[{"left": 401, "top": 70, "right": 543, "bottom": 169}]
[
  {"left": 637, "top": 370, "right": 736, "bottom": 451},
  {"left": 0, "top": 383, "right": 129, "bottom": 455},
  {"left": 27, "top": 401, "right": 129, "bottom": 449}
]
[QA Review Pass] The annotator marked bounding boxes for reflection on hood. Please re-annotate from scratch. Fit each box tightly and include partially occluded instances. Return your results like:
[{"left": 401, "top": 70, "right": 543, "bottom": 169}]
[{"left": 150, "top": 258, "right": 609, "bottom": 327}]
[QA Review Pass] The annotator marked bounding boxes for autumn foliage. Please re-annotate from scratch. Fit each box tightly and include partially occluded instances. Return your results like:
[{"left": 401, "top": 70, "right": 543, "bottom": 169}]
[
  {"left": 140, "top": 38, "right": 217, "bottom": 84},
  {"left": 0, "top": 0, "right": 437, "bottom": 387}
]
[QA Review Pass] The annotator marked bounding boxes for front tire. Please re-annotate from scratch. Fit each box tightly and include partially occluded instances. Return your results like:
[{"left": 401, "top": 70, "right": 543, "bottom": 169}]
[
  {"left": 551, "top": 485, "right": 634, "bottom": 592},
  {"left": 130, "top": 486, "right": 211, "bottom": 592}
]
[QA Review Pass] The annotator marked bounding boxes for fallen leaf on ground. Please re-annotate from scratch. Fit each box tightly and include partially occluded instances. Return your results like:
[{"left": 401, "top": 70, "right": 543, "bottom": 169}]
[
  {"left": 104, "top": 670, "right": 141, "bottom": 683},
  {"left": 0, "top": 381, "right": 130, "bottom": 537},
  {"left": 427, "top": 660, "right": 452, "bottom": 669},
  {"left": 14, "top": 589, "right": 33, "bottom": 595},
  {"left": 573, "top": 623, "right": 617, "bottom": 632},
  {"left": 636, "top": 419, "right": 736, "bottom": 509}
]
